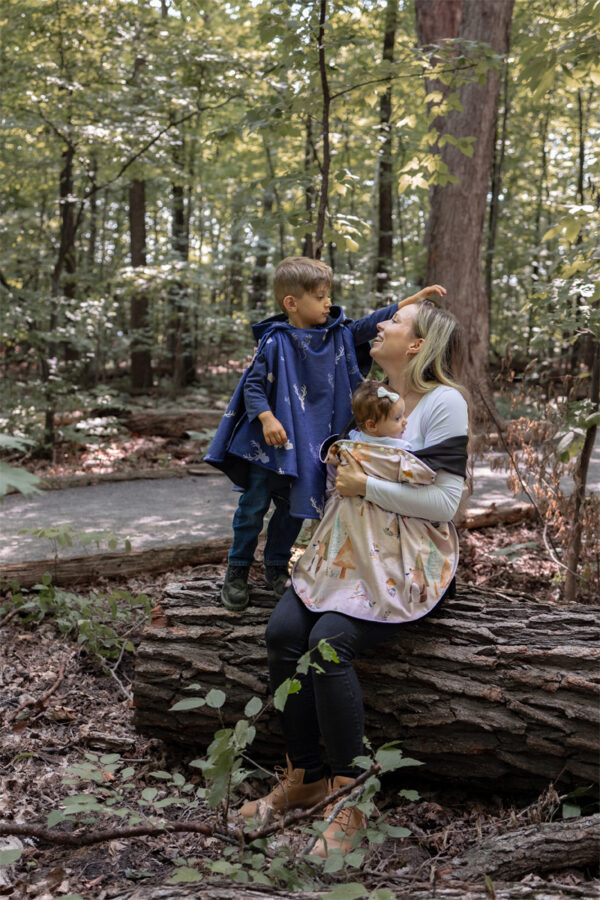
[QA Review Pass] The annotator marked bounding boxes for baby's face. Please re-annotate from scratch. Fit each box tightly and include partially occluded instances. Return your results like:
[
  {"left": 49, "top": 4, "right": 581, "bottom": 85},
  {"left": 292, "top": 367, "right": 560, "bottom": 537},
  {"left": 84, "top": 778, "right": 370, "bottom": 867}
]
[{"left": 371, "top": 398, "right": 407, "bottom": 439}]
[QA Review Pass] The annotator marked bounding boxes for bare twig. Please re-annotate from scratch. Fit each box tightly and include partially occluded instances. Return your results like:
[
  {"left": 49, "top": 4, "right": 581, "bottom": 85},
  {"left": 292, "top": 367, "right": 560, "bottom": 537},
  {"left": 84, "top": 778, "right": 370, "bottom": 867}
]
[
  {"left": 5, "top": 654, "right": 71, "bottom": 724},
  {"left": 0, "top": 765, "right": 381, "bottom": 853},
  {"left": 0, "top": 608, "right": 18, "bottom": 629},
  {"left": 475, "top": 387, "right": 578, "bottom": 578},
  {"left": 0, "top": 819, "right": 214, "bottom": 847}
]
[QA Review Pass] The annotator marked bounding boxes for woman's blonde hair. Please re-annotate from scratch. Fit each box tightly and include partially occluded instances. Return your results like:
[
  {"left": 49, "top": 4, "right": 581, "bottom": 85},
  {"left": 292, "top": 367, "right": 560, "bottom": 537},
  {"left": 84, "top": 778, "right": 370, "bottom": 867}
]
[{"left": 405, "top": 300, "right": 466, "bottom": 396}]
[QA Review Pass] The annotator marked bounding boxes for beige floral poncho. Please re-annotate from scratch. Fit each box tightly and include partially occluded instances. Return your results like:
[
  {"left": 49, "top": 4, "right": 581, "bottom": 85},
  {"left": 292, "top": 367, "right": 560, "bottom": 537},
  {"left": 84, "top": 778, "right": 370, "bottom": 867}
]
[{"left": 291, "top": 437, "right": 458, "bottom": 623}]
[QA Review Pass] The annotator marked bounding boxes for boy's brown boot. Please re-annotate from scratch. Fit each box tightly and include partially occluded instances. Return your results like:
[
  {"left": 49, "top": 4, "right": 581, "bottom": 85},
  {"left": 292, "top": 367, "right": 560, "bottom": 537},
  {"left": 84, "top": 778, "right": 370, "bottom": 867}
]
[
  {"left": 238, "top": 756, "right": 328, "bottom": 819},
  {"left": 312, "top": 775, "right": 368, "bottom": 858}
]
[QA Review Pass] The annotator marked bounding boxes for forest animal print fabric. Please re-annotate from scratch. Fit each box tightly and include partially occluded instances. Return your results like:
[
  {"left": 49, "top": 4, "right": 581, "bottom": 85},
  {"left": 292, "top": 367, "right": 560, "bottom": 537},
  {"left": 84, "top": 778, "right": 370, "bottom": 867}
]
[{"left": 292, "top": 438, "right": 458, "bottom": 623}]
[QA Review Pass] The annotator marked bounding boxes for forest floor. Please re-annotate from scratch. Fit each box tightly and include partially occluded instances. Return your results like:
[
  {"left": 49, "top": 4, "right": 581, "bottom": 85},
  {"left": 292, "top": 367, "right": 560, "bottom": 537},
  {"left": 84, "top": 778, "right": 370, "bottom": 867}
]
[
  {"left": 1, "top": 396, "right": 598, "bottom": 898},
  {"left": 1, "top": 525, "right": 598, "bottom": 899}
]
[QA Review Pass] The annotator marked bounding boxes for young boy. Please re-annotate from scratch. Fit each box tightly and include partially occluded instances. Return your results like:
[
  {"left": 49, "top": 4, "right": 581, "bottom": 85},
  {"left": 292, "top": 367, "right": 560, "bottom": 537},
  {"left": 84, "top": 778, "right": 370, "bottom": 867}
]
[{"left": 206, "top": 256, "right": 442, "bottom": 611}]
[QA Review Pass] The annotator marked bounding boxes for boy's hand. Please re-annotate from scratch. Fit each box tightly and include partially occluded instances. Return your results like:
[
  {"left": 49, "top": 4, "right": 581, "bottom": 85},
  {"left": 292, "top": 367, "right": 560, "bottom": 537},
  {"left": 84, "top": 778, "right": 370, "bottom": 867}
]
[
  {"left": 415, "top": 284, "right": 446, "bottom": 301},
  {"left": 398, "top": 284, "right": 446, "bottom": 308},
  {"left": 259, "top": 411, "right": 288, "bottom": 447}
]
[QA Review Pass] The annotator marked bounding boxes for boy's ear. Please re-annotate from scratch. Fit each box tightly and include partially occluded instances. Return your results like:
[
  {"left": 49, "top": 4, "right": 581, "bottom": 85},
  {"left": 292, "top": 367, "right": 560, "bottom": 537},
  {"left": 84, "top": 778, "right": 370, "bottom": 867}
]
[{"left": 282, "top": 295, "right": 297, "bottom": 314}]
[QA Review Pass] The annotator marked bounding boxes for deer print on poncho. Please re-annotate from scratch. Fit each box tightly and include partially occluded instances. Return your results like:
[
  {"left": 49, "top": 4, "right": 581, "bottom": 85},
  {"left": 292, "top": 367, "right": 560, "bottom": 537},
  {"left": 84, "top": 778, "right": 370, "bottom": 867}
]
[{"left": 292, "top": 438, "right": 458, "bottom": 623}]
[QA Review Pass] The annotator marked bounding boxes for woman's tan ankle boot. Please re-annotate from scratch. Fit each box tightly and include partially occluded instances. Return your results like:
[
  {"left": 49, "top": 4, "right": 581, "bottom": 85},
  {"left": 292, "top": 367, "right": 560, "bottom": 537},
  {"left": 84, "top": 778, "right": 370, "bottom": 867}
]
[
  {"left": 312, "top": 775, "right": 368, "bottom": 858},
  {"left": 239, "top": 756, "right": 328, "bottom": 819}
]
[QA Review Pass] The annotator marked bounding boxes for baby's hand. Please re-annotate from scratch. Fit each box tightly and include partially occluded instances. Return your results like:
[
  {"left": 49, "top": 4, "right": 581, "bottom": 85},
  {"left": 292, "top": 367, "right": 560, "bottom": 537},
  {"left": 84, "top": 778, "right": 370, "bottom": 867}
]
[{"left": 260, "top": 413, "right": 288, "bottom": 447}]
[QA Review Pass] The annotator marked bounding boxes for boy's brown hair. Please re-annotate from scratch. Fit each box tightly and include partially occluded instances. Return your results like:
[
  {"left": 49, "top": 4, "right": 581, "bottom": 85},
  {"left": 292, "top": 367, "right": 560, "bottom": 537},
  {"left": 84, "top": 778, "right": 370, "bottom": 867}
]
[
  {"left": 274, "top": 256, "right": 332, "bottom": 311},
  {"left": 352, "top": 381, "right": 401, "bottom": 429}
]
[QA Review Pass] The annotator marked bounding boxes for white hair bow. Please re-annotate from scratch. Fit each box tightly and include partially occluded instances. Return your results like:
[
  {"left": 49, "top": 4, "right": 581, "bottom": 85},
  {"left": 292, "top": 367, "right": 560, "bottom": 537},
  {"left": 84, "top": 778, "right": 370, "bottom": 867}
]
[{"left": 377, "top": 386, "right": 400, "bottom": 403}]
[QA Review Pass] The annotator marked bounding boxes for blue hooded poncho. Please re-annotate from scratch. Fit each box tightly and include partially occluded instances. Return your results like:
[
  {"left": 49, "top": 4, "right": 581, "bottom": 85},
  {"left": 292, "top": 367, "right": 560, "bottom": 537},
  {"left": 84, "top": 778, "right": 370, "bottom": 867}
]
[{"left": 205, "top": 303, "right": 398, "bottom": 519}]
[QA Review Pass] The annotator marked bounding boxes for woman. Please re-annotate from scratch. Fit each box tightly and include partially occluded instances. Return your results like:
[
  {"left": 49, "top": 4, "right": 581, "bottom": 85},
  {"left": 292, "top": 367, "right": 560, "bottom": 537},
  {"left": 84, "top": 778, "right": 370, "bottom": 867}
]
[{"left": 239, "top": 300, "right": 469, "bottom": 856}]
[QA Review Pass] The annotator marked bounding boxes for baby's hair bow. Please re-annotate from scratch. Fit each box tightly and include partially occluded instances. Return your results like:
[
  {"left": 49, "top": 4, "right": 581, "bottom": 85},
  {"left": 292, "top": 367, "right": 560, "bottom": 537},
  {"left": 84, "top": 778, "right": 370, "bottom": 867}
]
[{"left": 377, "top": 386, "right": 400, "bottom": 403}]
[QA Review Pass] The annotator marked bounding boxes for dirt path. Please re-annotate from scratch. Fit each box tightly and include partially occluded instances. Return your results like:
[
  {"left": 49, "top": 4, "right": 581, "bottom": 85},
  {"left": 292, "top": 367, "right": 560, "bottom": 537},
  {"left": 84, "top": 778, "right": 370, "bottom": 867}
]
[{"left": 2, "top": 442, "right": 599, "bottom": 566}]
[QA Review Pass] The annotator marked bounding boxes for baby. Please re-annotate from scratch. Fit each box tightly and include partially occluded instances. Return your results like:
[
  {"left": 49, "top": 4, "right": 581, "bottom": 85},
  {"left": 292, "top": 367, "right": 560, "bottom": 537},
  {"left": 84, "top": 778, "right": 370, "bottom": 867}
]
[
  {"left": 294, "top": 377, "right": 457, "bottom": 623},
  {"left": 349, "top": 381, "right": 407, "bottom": 444}
]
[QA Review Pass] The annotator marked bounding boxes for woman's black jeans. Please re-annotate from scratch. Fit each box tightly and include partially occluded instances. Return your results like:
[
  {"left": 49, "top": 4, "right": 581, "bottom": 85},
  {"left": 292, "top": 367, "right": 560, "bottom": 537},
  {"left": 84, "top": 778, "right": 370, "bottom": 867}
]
[{"left": 265, "top": 586, "right": 405, "bottom": 779}]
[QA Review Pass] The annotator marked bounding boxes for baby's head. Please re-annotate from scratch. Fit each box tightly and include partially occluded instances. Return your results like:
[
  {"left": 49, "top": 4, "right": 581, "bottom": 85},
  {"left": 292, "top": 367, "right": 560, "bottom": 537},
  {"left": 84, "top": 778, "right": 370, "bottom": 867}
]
[{"left": 352, "top": 381, "right": 406, "bottom": 439}]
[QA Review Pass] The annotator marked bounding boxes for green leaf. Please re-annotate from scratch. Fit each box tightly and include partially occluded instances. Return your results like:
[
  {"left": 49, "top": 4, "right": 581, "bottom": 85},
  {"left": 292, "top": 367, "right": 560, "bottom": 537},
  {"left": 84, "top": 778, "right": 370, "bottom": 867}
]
[
  {"left": 0, "top": 848, "right": 22, "bottom": 865},
  {"left": 0, "top": 435, "right": 34, "bottom": 451},
  {"left": 369, "top": 890, "right": 397, "bottom": 900},
  {"left": 382, "top": 824, "right": 411, "bottom": 838},
  {"left": 375, "top": 747, "right": 422, "bottom": 773},
  {"left": 244, "top": 696, "right": 263, "bottom": 717},
  {"left": 321, "top": 884, "right": 367, "bottom": 900},
  {"left": 205, "top": 689, "right": 226, "bottom": 709},
  {"left": 47, "top": 810, "right": 66, "bottom": 827},
  {"left": 562, "top": 802, "right": 581, "bottom": 819},
  {"left": 170, "top": 697, "right": 206, "bottom": 711},
  {"left": 274, "top": 677, "right": 301, "bottom": 711},
  {"left": 141, "top": 788, "right": 158, "bottom": 803},
  {"left": 317, "top": 639, "right": 339, "bottom": 664},
  {"left": 557, "top": 429, "right": 585, "bottom": 463},
  {"left": 398, "top": 789, "right": 419, "bottom": 801},
  {"left": 345, "top": 849, "right": 366, "bottom": 867},
  {"left": 0, "top": 463, "right": 42, "bottom": 498},
  {"left": 170, "top": 866, "right": 203, "bottom": 883}
]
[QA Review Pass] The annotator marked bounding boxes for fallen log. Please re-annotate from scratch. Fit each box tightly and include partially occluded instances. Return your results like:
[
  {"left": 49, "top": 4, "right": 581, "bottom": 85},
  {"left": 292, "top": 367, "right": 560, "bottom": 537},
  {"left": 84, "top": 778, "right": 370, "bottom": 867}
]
[
  {"left": 451, "top": 813, "right": 600, "bottom": 881},
  {"left": 455, "top": 501, "right": 535, "bottom": 529},
  {"left": 1, "top": 540, "right": 230, "bottom": 589},
  {"left": 115, "top": 879, "right": 599, "bottom": 900},
  {"left": 123, "top": 409, "right": 223, "bottom": 438},
  {"left": 132, "top": 580, "right": 600, "bottom": 795}
]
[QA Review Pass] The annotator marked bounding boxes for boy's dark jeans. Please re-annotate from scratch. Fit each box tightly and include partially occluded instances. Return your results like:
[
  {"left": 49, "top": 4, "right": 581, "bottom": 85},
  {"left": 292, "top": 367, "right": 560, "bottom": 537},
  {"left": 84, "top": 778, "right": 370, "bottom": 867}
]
[
  {"left": 228, "top": 464, "right": 303, "bottom": 569},
  {"left": 265, "top": 587, "right": 406, "bottom": 778}
]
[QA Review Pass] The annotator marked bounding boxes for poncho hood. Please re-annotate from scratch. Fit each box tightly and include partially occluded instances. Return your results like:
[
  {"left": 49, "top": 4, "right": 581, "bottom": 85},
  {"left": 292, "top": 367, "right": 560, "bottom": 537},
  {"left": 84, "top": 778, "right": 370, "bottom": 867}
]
[{"left": 251, "top": 306, "right": 345, "bottom": 343}]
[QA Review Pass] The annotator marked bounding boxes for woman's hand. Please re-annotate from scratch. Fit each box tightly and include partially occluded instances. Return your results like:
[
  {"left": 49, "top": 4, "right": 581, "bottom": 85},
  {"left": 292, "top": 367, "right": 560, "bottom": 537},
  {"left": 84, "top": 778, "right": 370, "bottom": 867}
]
[{"left": 334, "top": 450, "right": 368, "bottom": 497}]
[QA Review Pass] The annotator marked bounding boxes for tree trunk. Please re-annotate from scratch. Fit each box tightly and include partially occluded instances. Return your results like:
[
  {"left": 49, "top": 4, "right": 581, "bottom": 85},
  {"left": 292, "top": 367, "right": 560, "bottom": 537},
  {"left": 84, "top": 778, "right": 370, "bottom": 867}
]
[
  {"left": 415, "top": 0, "right": 514, "bottom": 410},
  {"left": 563, "top": 339, "right": 599, "bottom": 602},
  {"left": 302, "top": 117, "right": 315, "bottom": 258},
  {"left": 42, "top": 143, "right": 78, "bottom": 447},
  {"left": 122, "top": 408, "right": 223, "bottom": 437},
  {"left": 249, "top": 187, "right": 273, "bottom": 309},
  {"left": 485, "top": 58, "right": 510, "bottom": 317},
  {"left": 169, "top": 128, "right": 195, "bottom": 390},
  {"left": 129, "top": 178, "right": 153, "bottom": 392},
  {"left": 314, "top": 0, "right": 330, "bottom": 261},
  {"left": 132, "top": 580, "right": 599, "bottom": 795},
  {"left": 373, "top": 0, "right": 398, "bottom": 297}
]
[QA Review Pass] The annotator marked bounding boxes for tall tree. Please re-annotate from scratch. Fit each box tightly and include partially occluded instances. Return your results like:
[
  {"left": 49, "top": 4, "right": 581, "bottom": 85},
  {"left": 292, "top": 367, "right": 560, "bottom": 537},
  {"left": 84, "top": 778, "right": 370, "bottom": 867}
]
[
  {"left": 415, "top": 0, "right": 515, "bottom": 406},
  {"left": 373, "top": 0, "right": 398, "bottom": 297},
  {"left": 314, "top": 0, "right": 331, "bottom": 260},
  {"left": 129, "top": 178, "right": 152, "bottom": 391}
]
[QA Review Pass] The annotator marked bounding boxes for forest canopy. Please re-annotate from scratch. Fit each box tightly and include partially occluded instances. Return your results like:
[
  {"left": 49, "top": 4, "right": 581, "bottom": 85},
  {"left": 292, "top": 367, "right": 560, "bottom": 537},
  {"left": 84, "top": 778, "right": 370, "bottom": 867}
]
[{"left": 0, "top": 0, "right": 598, "bottom": 572}]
